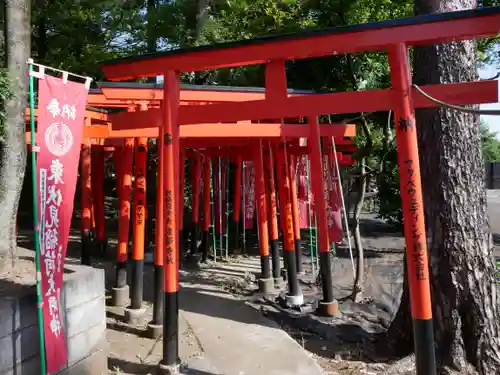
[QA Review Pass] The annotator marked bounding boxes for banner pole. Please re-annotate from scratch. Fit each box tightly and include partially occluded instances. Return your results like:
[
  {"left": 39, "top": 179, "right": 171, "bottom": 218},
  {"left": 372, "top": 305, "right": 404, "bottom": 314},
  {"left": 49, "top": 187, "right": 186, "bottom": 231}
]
[{"left": 29, "top": 62, "right": 47, "bottom": 375}]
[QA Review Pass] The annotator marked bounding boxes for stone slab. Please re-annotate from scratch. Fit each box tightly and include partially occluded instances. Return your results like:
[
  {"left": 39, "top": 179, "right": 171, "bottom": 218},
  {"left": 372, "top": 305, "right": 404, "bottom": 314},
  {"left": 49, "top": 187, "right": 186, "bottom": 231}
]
[
  {"left": 63, "top": 266, "right": 105, "bottom": 310},
  {"left": 58, "top": 348, "right": 107, "bottom": 375},
  {"left": 66, "top": 296, "right": 106, "bottom": 338},
  {"left": 0, "top": 324, "right": 38, "bottom": 374},
  {"left": 67, "top": 321, "right": 106, "bottom": 367},
  {"left": 180, "top": 281, "right": 326, "bottom": 375},
  {"left": 0, "top": 291, "right": 37, "bottom": 340}
]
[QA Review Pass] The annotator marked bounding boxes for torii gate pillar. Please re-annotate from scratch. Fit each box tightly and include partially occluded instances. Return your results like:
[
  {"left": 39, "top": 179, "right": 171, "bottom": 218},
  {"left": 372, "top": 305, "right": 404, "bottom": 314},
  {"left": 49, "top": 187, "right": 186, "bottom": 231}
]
[
  {"left": 159, "top": 70, "right": 181, "bottom": 372},
  {"left": 388, "top": 43, "right": 436, "bottom": 375}
]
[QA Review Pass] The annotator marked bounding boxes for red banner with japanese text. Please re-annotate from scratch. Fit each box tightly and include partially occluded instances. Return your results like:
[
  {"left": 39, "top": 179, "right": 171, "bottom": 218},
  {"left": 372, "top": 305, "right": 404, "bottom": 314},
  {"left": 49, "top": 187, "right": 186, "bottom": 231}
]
[
  {"left": 297, "top": 139, "right": 312, "bottom": 229},
  {"left": 297, "top": 155, "right": 311, "bottom": 229},
  {"left": 322, "top": 154, "right": 343, "bottom": 243},
  {"left": 214, "top": 158, "right": 228, "bottom": 235},
  {"left": 242, "top": 161, "right": 256, "bottom": 229},
  {"left": 37, "top": 75, "right": 89, "bottom": 373}
]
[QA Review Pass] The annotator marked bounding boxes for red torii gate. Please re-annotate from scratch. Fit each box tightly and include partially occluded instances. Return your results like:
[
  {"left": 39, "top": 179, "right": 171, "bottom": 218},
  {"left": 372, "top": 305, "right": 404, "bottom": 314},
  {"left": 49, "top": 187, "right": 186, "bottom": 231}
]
[
  {"left": 80, "top": 88, "right": 359, "bottom": 336},
  {"left": 100, "top": 6, "right": 500, "bottom": 374}
]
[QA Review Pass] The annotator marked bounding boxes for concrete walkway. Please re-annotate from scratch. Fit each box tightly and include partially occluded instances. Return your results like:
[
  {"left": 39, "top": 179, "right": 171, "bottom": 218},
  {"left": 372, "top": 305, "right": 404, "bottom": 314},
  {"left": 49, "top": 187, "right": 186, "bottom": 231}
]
[{"left": 179, "top": 275, "right": 326, "bottom": 375}]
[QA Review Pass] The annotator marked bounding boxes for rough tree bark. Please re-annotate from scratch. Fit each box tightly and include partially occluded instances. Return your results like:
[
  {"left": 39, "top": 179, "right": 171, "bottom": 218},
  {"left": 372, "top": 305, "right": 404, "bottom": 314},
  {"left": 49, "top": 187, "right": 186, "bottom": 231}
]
[
  {"left": 0, "top": 0, "right": 30, "bottom": 271},
  {"left": 350, "top": 117, "right": 373, "bottom": 302},
  {"left": 386, "top": 1, "right": 500, "bottom": 374}
]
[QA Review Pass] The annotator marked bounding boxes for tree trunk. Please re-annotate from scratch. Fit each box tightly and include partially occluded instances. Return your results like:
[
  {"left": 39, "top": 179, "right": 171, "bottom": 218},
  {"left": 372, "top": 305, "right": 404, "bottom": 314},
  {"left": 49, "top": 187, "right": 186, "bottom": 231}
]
[
  {"left": 0, "top": 0, "right": 30, "bottom": 271},
  {"left": 386, "top": 1, "right": 500, "bottom": 373},
  {"left": 351, "top": 161, "right": 367, "bottom": 302}
]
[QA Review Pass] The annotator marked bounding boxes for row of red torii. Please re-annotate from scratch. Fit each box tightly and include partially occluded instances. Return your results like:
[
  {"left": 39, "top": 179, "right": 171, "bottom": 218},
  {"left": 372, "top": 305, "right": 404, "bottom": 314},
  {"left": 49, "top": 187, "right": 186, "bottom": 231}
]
[{"left": 31, "top": 7, "right": 500, "bottom": 375}]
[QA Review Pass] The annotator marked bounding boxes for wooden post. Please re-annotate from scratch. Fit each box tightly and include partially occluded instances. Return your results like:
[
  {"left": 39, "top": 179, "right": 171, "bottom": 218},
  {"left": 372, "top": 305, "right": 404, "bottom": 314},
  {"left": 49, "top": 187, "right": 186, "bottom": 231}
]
[
  {"left": 275, "top": 142, "right": 302, "bottom": 304},
  {"left": 112, "top": 137, "right": 134, "bottom": 307},
  {"left": 308, "top": 116, "right": 337, "bottom": 316},
  {"left": 202, "top": 155, "right": 211, "bottom": 262},
  {"left": 388, "top": 43, "right": 435, "bottom": 375},
  {"left": 161, "top": 70, "right": 181, "bottom": 371},
  {"left": 190, "top": 155, "right": 201, "bottom": 257},
  {"left": 253, "top": 142, "right": 273, "bottom": 294},
  {"left": 80, "top": 144, "right": 92, "bottom": 266},
  {"left": 91, "top": 145, "right": 106, "bottom": 256},
  {"left": 232, "top": 156, "right": 243, "bottom": 253},
  {"left": 178, "top": 150, "right": 186, "bottom": 265},
  {"left": 129, "top": 138, "right": 148, "bottom": 315},
  {"left": 148, "top": 126, "right": 165, "bottom": 338},
  {"left": 264, "top": 144, "right": 281, "bottom": 283},
  {"left": 288, "top": 154, "right": 303, "bottom": 274}
]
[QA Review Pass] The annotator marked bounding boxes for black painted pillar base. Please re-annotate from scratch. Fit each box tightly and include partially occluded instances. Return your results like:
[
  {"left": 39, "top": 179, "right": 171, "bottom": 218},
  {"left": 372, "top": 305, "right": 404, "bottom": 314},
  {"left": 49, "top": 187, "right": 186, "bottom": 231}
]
[
  {"left": 130, "top": 259, "right": 144, "bottom": 310},
  {"left": 258, "top": 254, "right": 274, "bottom": 294},
  {"left": 147, "top": 265, "right": 164, "bottom": 339},
  {"left": 316, "top": 251, "right": 340, "bottom": 317},
  {"left": 162, "top": 291, "right": 180, "bottom": 368},
  {"left": 319, "top": 251, "right": 335, "bottom": 304},
  {"left": 152, "top": 265, "right": 164, "bottom": 323},
  {"left": 190, "top": 222, "right": 198, "bottom": 256},
  {"left": 95, "top": 238, "right": 107, "bottom": 258},
  {"left": 81, "top": 230, "right": 92, "bottom": 266},
  {"left": 270, "top": 239, "right": 280, "bottom": 278},
  {"left": 202, "top": 230, "right": 210, "bottom": 262},
  {"left": 260, "top": 254, "right": 271, "bottom": 279},
  {"left": 294, "top": 239, "right": 304, "bottom": 274},
  {"left": 243, "top": 229, "right": 250, "bottom": 255},
  {"left": 111, "top": 261, "right": 129, "bottom": 307},
  {"left": 413, "top": 318, "right": 437, "bottom": 375},
  {"left": 283, "top": 250, "right": 300, "bottom": 297},
  {"left": 231, "top": 220, "right": 241, "bottom": 254}
]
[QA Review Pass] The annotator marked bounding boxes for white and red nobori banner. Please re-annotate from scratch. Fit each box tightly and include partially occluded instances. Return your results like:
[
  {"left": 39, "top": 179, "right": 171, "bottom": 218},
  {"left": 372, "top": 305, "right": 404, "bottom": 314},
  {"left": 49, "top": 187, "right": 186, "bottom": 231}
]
[
  {"left": 214, "top": 158, "right": 228, "bottom": 235},
  {"left": 322, "top": 154, "right": 343, "bottom": 243},
  {"left": 242, "top": 161, "right": 256, "bottom": 229},
  {"left": 297, "top": 155, "right": 311, "bottom": 229},
  {"left": 36, "top": 75, "right": 89, "bottom": 374}
]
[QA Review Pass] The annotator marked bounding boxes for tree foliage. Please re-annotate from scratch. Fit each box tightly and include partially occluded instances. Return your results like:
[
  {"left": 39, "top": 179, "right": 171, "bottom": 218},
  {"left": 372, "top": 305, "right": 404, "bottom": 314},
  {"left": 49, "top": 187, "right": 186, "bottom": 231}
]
[
  {"left": 22, "top": 0, "right": 500, "bottom": 228},
  {"left": 481, "top": 121, "right": 500, "bottom": 162}
]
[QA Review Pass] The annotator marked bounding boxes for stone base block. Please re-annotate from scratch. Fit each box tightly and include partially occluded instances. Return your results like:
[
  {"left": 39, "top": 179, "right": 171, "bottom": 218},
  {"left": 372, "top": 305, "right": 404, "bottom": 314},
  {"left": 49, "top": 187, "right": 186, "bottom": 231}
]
[
  {"left": 273, "top": 277, "right": 284, "bottom": 288},
  {"left": 280, "top": 268, "right": 287, "bottom": 281},
  {"left": 317, "top": 300, "right": 340, "bottom": 317},
  {"left": 111, "top": 286, "right": 129, "bottom": 308},
  {"left": 157, "top": 362, "right": 181, "bottom": 375},
  {"left": 124, "top": 307, "right": 146, "bottom": 326},
  {"left": 257, "top": 278, "right": 274, "bottom": 295},
  {"left": 147, "top": 322, "right": 163, "bottom": 339},
  {"left": 285, "top": 294, "right": 304, "bottom": 307}
]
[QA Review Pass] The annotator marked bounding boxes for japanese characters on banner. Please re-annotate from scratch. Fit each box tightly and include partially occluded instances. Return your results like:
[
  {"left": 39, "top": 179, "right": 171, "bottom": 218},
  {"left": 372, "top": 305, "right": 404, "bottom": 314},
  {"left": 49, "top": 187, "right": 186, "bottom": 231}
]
[
  {"left": 242, "top": 161, "right": 256, "bottom": 229},
  {"left": 322, "top": 153, "right": 343, "bottom": 243},
  {"left": 37, "top": 75, "right": 89, "bottom": 374},
  {"left": 213, "top": 158, "right": 228, "bottom": 235},
  {"left": 297, "top": 138, "right": 311, "bottom": 229}
]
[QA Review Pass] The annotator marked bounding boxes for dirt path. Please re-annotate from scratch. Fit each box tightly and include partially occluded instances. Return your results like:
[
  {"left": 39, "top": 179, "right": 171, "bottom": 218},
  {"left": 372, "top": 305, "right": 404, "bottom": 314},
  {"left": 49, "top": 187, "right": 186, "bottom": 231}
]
[{"left": 6, "top": 191, "right": 499, "bottom": 375}]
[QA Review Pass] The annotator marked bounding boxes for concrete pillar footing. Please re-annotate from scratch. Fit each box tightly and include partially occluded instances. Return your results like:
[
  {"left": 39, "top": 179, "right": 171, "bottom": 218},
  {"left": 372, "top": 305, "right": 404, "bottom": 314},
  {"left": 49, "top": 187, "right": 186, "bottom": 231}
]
[
  {"left": 317, "top": 300, "right": 340, "bottom": 317},
  {"left": 273, "top": 277, "right": 284, "bottom": 288},
  {"left": 147, "top": 322, "right": 163, "bottom": 339},
  {"left": 157, "top": 362, "right": 180, "bottom": 375},
  {"left": 111, "top": 285, "right": 129, "bottom": 307},
  {"left": 124, "top": 307, "right": 146, "bottom": 326},
  {"left": 280, "top": 268, "right": 287, "bottom": 281},
  {"left": 285, "top": 294, "right": 304, "bottom": 307},
  {"left": 258, "top": 278, "right": 275, "bottom": 295}
]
